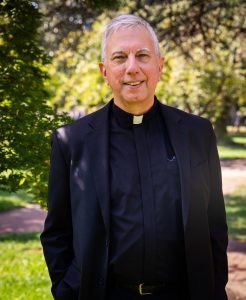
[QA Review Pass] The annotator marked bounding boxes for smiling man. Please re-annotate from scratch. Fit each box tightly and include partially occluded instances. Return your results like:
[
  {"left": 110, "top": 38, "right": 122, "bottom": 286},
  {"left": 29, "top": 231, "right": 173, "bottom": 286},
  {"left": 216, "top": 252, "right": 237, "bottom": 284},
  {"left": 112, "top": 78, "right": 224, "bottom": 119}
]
[
  {"left": 41, "top": 15, "right": 228, "bottom": 300},
  {"left": 99, "top": 24, "right": 163, "bottom": 115}
]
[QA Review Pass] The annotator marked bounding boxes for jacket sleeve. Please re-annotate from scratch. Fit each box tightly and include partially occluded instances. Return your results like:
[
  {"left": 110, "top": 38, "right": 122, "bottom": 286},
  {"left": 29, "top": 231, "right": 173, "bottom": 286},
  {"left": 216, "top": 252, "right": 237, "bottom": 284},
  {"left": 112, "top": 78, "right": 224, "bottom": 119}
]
[
  {"left": 207, "top": 123, "right": 228, "bottom": 300},
  {"left": 40, "top": 129, "right": 74, "bottom": 298}
]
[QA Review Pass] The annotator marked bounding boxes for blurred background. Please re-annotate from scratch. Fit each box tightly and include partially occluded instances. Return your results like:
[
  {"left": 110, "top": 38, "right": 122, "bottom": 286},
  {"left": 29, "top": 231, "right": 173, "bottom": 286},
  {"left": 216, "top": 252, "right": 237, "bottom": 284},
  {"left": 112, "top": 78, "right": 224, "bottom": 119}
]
[{"left": 0, "top": 0, "right": 245, "bottom": 299}]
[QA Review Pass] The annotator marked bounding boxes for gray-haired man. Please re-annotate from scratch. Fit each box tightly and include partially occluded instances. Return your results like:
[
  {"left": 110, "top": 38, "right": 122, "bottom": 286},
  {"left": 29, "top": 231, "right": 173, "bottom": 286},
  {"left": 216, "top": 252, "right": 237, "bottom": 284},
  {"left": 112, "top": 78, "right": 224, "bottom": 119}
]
[{"left": 41, "top": 14, "right": 228, "bottom": 300}]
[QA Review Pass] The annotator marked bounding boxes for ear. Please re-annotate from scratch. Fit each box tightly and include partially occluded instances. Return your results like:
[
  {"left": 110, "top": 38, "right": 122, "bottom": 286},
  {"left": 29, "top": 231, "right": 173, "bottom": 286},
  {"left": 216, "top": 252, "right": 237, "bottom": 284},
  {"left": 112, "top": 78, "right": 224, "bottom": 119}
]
[
  {"left": 158, "top": 56, "right": 164, "bottom": 80},
  {"left": 159, "top": 56, "right": 164, "bottom": 72},
  {"left": 99, "top": 62, "right": 108, "bottom": 84}
]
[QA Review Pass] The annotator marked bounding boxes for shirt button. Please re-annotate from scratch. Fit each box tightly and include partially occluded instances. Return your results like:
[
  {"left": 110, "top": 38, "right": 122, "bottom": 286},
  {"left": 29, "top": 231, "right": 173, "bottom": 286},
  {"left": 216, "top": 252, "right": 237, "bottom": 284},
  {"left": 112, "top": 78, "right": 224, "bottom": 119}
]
[{"left": 98, "top": 277, "right": 105, "bottom": 286}]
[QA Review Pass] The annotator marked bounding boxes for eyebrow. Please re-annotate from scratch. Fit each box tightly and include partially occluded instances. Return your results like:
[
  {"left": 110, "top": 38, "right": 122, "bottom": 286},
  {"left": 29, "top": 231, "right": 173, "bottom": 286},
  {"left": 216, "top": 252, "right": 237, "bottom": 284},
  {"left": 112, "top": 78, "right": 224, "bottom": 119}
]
[
  {"left": 111, "top": 48, "right": 151, "bottom": 56},
  {"left": 111, "top": 51, "right": 126, "bottom": 57},
  {"left": 137, "top": 48, "right": 151, "bottom": 53}
]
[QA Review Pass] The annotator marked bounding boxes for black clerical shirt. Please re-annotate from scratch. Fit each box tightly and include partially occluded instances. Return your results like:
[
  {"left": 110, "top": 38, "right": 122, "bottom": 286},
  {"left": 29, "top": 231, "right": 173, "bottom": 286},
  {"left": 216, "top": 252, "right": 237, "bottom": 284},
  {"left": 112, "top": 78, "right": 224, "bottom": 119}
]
[{"left": 109, "top": 100, "right": 187, "bottom": 285}]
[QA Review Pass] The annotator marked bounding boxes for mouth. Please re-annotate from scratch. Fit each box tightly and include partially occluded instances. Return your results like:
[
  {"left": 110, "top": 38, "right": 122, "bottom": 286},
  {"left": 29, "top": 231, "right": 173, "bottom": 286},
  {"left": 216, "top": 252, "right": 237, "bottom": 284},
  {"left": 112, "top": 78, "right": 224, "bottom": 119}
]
[{"left": 124, "top": 81, "right": 144, "bottom": 87}]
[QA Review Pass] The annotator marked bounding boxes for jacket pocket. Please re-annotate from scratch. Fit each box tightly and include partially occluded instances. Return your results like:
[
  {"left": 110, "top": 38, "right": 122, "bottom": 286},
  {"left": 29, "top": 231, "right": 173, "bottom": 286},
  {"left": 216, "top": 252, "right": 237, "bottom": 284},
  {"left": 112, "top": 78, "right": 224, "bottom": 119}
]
[{"left": 55, "top": 262, "right": 81, "bottom": 300}]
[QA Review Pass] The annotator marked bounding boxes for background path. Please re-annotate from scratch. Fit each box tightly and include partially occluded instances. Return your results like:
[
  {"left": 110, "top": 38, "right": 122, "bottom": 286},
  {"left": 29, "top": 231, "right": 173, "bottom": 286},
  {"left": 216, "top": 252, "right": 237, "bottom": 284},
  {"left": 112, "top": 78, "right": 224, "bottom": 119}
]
[
  {"left": 227, "top": 240, "right": 246, "bottom": 300},
  {"left": 221, "top": 159, "right": 246, "bottom": 195},
  {"left": 0, "top": 159, "right": 245, "bottom": 299},
  {"left": 0, "top": 203, "right": 46, "bottom": 234},
  {"left": 221, "top": 159, "right": 246, "bottom": 299}
]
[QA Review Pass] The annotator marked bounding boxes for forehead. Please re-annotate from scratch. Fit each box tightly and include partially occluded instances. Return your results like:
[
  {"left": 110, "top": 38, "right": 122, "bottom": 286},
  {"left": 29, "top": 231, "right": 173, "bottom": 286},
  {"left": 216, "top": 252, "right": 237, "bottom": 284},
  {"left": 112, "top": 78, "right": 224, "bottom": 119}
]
[{"left": 105, "top": 25, "right": 155, "bottom": 54}]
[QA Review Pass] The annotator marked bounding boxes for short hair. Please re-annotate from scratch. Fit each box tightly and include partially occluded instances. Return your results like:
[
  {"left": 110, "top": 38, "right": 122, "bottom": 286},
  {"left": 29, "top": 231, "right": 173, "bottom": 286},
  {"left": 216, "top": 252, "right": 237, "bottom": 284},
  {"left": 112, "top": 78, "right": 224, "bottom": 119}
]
[{"left": 101, "top": 14, "right": 161, "bottom": 62}]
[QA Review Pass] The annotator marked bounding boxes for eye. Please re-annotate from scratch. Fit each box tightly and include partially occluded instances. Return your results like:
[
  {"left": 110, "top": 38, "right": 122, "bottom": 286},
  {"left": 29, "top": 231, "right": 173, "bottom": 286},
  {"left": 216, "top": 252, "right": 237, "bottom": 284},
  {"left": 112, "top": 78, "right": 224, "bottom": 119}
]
[
  {"left": 137, "top": 53, "right": 150, "bottom": 62},
  {"left": 113, "top": 55, "right": 127, "bottom": 62}
]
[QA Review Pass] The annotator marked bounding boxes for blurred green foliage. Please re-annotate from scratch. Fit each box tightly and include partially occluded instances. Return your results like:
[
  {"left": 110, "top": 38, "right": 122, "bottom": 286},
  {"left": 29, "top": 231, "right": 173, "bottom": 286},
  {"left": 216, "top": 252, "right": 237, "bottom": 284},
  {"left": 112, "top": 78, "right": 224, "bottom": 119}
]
[
  {"left": 43, "top": 0, "right": 246, "bottom": 140},
  {"left": 46, "top": 17, "right": 112, "bottom": 113},
  {"left": 39, "top": 0, "right": 123, "bottom": 52},
  {"left": 0, "top": 0, "right": 70, "bottom": 207},
  {"left": 1, "top": 0, "right": 246, "bottom": 207}
]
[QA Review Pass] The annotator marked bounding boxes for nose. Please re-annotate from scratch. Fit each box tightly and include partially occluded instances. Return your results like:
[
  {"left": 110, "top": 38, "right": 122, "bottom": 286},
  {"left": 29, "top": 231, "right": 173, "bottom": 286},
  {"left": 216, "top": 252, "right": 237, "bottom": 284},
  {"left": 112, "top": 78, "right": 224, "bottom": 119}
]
[{"left": 125, "top": 54, "right": 140, "bottom": 74}]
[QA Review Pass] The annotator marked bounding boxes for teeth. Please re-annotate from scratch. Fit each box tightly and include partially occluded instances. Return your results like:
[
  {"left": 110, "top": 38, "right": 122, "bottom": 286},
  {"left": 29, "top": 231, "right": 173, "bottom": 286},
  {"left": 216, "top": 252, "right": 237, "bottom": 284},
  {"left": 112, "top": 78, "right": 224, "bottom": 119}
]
[{"left": 126, "top": 81, "right": 141, "bottom": 86}]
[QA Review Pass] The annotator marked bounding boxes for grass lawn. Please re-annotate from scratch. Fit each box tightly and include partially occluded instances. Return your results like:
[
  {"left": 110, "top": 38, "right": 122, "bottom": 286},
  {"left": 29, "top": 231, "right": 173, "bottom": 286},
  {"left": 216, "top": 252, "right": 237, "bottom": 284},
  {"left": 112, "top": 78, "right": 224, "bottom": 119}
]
[
  {"left": 0, "top": 233, "right": 52, "bottom": 300},
  {"left": 0, "top": 187, "right": 244, "bottom": 299},
  {"left": 0, "top": 190, "right": 34, "bottom": 213},
  {"left": 225, "top": 186, "right": 246, "bottom": 242},
  {"left": 218, "top": 131, "right": 246, "bottom": 160}
]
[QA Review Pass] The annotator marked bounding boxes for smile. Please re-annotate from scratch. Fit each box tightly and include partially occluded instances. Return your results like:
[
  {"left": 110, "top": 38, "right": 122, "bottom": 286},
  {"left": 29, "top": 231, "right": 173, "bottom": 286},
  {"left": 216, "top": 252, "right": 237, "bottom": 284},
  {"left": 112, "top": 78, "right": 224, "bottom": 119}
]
[{"left": 124, "top": 81, "right": 144, "bottom": 86}]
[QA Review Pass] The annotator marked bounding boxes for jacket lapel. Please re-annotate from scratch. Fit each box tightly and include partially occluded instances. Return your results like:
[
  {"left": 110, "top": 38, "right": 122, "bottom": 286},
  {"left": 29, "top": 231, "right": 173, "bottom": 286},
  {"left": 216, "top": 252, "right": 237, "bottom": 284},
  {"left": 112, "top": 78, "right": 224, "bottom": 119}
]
[
  {"left": 85, "top": 100, "right": 191, "bottom": 232},
  {"left": 86, "top": 102, "right": 111, "bottom": 235},
  {"left": 160, "top": 103, "right": 191, "bottom": 229}
]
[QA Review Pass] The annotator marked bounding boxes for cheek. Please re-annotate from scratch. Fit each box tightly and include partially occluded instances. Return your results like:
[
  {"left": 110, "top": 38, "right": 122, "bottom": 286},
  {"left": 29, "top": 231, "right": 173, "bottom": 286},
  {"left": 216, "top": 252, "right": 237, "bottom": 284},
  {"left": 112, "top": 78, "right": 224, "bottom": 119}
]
[
  {"left": 108, "top": 69, "right": 123, "bottom": 83},
  {"left": 144, "top": 65, "right": 160, "bottom": 79},
  {"left": 151, "top": 68, "right": 162, "bottom": 82},
  {"left": 147, "top": 73, "right": 160, "bottom": 87}
]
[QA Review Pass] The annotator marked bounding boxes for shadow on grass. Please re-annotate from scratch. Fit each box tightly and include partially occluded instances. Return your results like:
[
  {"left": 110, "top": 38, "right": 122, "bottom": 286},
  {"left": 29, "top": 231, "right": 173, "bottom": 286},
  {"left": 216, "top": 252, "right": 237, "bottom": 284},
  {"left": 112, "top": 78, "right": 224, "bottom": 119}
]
[
  {"left": 0, "top": 199, "right": 25, "bottom": 212},
  {"left": 0, "top": 232, "right": 40, "bottom": 242},
  {"left": 0, "top": 190, "right": 34, "bottom": 212},
  {"left": 218, "top": 131, "right": 246, "bottom": 160},
  {"left": 225, "top": 187, "right": 246, "bottom": 242},
  {"left": 220, "top": 131, "right": 246, "bottom": 146},
  {"left": 219, "top": 140, "right": 245, "bottom": 149}
]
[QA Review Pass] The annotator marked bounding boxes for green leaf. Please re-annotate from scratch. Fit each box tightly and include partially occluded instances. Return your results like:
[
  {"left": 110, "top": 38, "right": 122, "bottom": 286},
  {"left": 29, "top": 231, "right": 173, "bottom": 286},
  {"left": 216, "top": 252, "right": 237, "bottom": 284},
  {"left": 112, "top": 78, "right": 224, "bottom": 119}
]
[{"left": 19, "top": 178, "right": 26, "bottom": 186}]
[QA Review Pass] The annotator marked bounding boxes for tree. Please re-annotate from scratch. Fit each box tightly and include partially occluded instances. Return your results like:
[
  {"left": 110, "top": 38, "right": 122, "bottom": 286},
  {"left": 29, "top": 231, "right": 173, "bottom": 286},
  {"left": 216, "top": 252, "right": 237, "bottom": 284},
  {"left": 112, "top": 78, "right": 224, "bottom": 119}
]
[
  {"left": 129, "top": 0, "right": 246, "bottom": 139},
  {"left": 0, "top": 0, "right": 69, "bottom": 207},
  {"left": 45, "top": 16, "right": 112, "bottom": 113},
  {"left": 41, "top": 0, "right": 246, "bottom": 140},
  {"left": 128, "top": 1, "right": 246, "bottom": 55},
  {"left": 39, "top": 0, "right": 122, "bottom": 52}
]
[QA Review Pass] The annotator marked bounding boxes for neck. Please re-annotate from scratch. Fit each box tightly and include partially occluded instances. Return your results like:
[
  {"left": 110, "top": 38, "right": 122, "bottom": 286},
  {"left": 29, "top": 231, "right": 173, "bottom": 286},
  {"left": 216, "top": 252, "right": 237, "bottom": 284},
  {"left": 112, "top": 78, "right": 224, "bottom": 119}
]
[{"left": 113, "top": 98, "right": 154, "bottom": 115}]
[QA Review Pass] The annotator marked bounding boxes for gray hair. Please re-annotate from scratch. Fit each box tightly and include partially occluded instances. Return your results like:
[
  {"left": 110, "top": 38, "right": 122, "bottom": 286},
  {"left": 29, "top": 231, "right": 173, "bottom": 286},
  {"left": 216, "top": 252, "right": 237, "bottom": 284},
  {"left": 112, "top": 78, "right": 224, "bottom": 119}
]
[{"left": 101, "top": 14, "right": 161, "bottom": 62}]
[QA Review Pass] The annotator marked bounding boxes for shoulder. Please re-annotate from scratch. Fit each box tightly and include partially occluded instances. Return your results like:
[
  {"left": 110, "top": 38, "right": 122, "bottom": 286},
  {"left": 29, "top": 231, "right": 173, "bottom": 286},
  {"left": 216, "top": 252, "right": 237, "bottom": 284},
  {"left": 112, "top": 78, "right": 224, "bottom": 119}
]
[
  {"left": 55, "top": 101, "right": 110, "bottom": 142},
  {"left": 160, "top": 102, "right": 213, "bottom": 132},
  {"left": 158, "top": 102, "right": 216, "bottom": 153}
]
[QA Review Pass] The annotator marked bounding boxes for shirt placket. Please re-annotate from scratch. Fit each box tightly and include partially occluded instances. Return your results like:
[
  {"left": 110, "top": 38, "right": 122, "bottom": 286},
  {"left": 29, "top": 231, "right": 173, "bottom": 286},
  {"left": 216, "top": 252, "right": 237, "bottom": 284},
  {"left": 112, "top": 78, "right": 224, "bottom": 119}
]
[{"left": 133, "top": 124, "right": 156, "bottom": 282}]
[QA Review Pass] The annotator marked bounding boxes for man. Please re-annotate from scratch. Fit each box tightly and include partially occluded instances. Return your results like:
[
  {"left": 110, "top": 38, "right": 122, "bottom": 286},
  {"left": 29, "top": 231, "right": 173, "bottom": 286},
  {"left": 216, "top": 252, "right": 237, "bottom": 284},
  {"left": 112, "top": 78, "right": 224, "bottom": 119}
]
[{"left": 41, "top": 14, "right": 228, "bottom": 300}]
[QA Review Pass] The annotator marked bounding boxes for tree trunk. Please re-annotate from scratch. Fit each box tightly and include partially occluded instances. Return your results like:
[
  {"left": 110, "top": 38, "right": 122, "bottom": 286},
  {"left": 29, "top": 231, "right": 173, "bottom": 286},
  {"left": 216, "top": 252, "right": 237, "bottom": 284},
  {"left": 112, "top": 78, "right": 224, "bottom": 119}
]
[
  {"left": 214, "top": 96, "right": 232, "bottom": 142},
  {"left": 214, "top": 117, "right": 228, "bottom": 142}
]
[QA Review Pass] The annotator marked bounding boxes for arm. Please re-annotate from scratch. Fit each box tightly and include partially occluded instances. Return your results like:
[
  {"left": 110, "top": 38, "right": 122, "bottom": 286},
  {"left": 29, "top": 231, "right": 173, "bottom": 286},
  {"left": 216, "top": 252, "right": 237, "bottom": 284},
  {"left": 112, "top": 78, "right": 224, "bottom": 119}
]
[
  {"left": 207, "top": 123, "right": 228, "bottom": 299},
  {"left": 40, "top": 130, "right": 74, "bottom": 297}
]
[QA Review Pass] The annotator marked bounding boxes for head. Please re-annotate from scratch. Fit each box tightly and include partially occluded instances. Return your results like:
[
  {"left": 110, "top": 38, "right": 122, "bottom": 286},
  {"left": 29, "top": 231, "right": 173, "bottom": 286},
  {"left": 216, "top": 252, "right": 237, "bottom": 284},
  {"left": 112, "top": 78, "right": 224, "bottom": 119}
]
[
  {"left": 101, "top": 14, "right": 161, "bottom": 63},
  {"left": 99, "top": 14, "right": 164, "bottom": 114}
]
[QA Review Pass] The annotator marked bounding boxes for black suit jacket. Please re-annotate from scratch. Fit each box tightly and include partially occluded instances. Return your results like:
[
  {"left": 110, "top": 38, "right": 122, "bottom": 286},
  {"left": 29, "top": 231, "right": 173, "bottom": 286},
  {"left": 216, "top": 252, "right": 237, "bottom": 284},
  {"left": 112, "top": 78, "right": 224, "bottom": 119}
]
[{"left": 41, "top": 99, "right": 228, "bottom": 300}]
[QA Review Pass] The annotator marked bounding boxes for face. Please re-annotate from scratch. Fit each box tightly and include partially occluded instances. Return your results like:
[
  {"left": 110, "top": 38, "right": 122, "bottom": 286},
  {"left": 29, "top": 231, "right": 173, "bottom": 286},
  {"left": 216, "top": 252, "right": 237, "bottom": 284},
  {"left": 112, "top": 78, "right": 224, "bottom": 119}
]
[{"left": 99, "top": 26, "right": 164, "bottom": 113}]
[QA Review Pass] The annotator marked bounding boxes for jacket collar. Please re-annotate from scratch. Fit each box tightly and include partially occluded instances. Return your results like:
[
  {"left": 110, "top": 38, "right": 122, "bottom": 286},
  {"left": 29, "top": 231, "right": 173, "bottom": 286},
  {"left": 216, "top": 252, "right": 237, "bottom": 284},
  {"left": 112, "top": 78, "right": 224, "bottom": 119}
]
[{"left": 86, "top": 101, "right": 111, "bottom": 235}]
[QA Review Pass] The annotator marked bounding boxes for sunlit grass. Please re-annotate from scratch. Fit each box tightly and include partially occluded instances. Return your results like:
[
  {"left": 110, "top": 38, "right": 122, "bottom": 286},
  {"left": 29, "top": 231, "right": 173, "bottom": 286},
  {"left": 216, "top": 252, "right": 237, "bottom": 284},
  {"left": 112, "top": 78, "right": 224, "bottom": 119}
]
[
  {"left": 0, "top": 190, "right": 33, "bottom": 212},
  {"left": 0, "top": 233, "right": 52, "bottom": 300},
  {"left": 225, "top": 186, "right": 246, "bottom": 242},
  {"left": 218, "top": 131, "right": 246, "bottom": 160},
  {"left": 218, "top": 145, "right": 246, "bottom": 159},
  {"left": 232, "top": 136, "right": 246, "bottom": 144}
]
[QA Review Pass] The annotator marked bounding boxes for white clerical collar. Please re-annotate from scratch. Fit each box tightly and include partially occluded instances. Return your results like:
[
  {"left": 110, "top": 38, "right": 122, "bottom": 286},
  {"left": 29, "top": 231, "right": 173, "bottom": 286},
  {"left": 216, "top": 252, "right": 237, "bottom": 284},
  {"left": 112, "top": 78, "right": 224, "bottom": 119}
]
[
  {"left": 112, "top": 99, "right": 157, "bottom": 128},
  {"left": 133, "top": 115, "right": 143, "bottom": 125}
]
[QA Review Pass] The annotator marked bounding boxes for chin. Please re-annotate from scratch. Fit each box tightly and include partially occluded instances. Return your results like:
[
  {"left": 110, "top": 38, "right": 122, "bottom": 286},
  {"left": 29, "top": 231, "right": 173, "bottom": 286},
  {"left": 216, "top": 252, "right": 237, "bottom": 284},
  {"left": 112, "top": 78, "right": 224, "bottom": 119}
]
[{"left": 124, "top": 94, "right": 147, "bottom": 103}]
